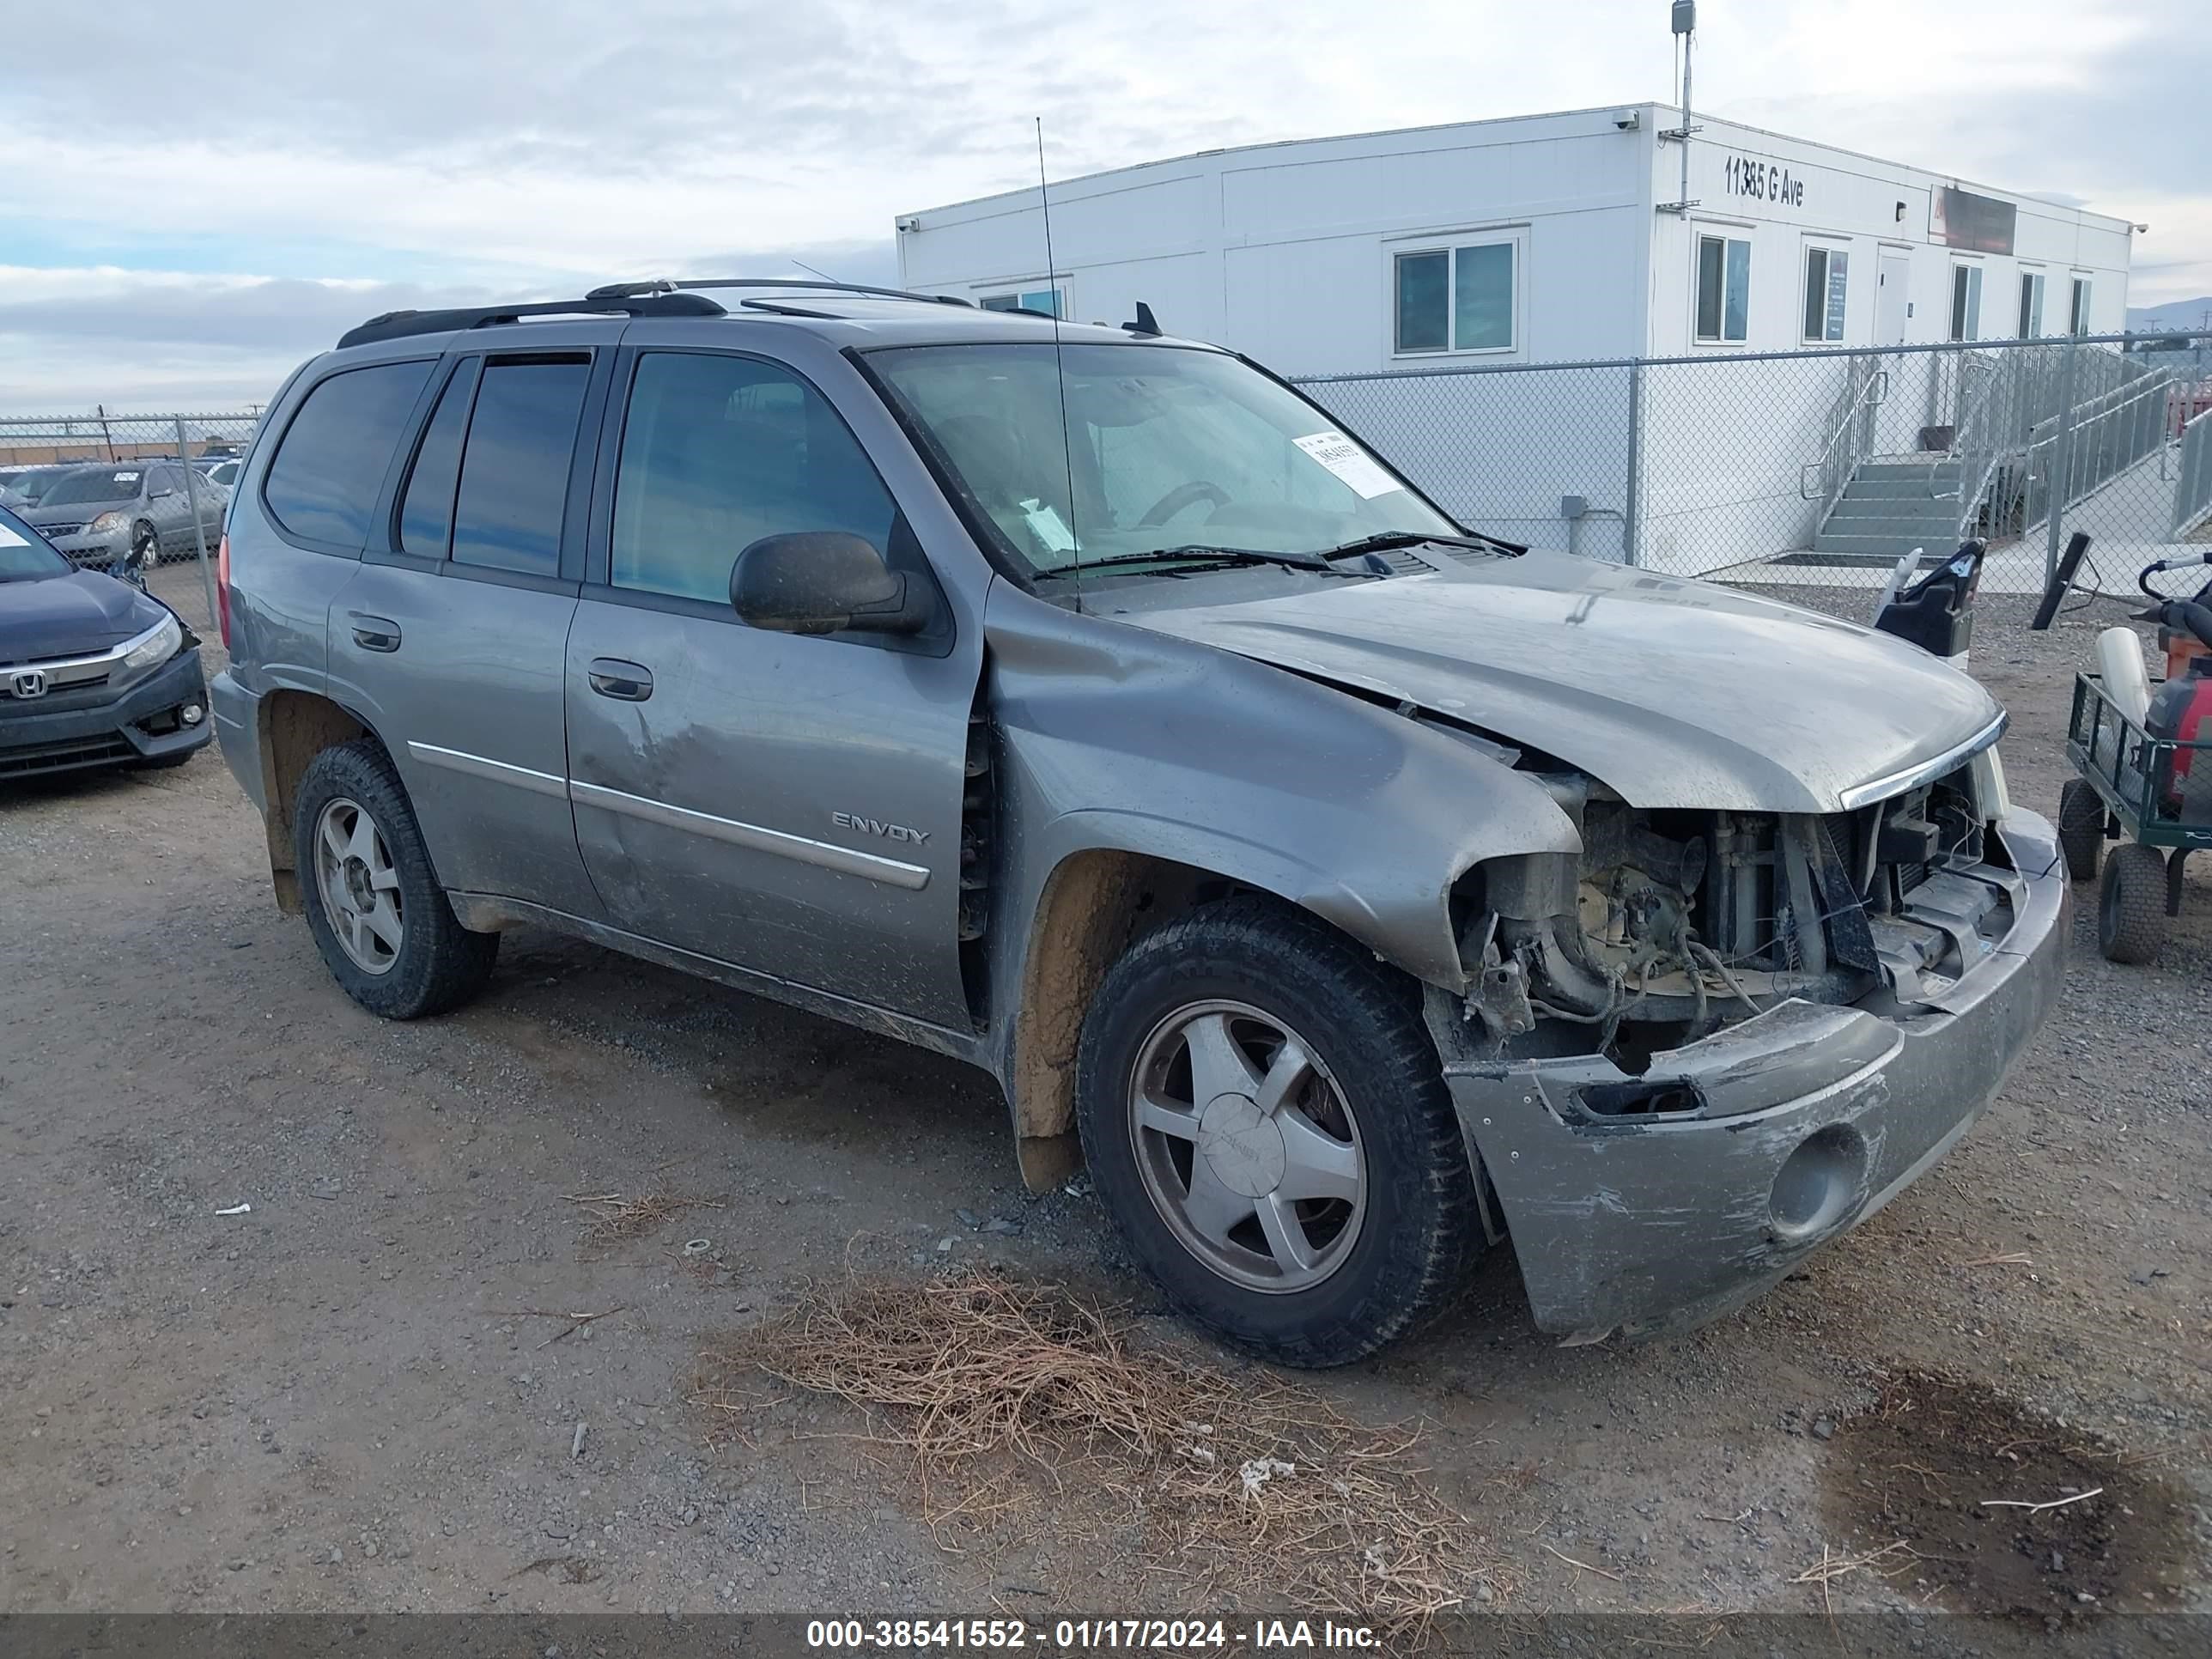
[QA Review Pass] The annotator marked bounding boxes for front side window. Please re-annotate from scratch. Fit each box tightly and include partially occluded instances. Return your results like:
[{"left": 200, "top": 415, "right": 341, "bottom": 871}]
[
  {"left": 610, "top": 351, "right": 898, "bottom": 605},
  {"left": 1393, "top": 240, "right": 1516, "bottom": 354},
  {"left": 1694, "top": 234, "right": 1751, "bottom": 343},
  {"left": 868, "top": 341, "right": 1458, "bottom": 577},
  {"left": 264, "top": 360, "right": 436, "bottom": 547},
  {"left": 2069, "top": 276, "right": 2093, "bottom": 336},
  {"left": 2019, "top": 271, "right": 2045, "bottom": 337},
  {"left": 1948, "top": 264, "right": 1984, "bottom": 341},
  {"left": 1802, "top": 246, "right": 1848, "bottom": 343},
  {"left": 448, "top": 357, "right": 590, "bottom": 577}
]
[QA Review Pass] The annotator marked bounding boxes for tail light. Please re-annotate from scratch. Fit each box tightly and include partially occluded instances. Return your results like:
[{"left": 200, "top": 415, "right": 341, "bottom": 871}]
[{"left": 216, "top": 531, "right": 232, "bottom": 650}]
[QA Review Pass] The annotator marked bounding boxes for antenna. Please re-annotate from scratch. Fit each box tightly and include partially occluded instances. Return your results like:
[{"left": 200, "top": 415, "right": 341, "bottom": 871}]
[
  {"left": 1036, "top": 118, "right": 1084, "bottom": 604},
  {"left": 788, "top": 257, "right": 841, "bottom": 283}
]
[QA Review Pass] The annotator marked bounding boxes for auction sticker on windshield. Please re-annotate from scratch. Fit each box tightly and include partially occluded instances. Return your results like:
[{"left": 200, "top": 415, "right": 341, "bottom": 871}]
[
  {"left": 1291, "top": 431, "right": 1400, "bottom": 499},
  {"left": 0, "top": 524, "right": 27, "bottom": 546}
]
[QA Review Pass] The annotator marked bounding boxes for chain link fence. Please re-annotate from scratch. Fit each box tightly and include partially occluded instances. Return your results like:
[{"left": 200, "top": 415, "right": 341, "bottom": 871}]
[
  {"left": 2, "top": 409, "right": 262, "bottom": 625},
  {"left": 1292, "top": 331, "right": 2212, "bottom": 597},
  {"left": 9, "top": 349, "right": 2210, "bottom": 610}
]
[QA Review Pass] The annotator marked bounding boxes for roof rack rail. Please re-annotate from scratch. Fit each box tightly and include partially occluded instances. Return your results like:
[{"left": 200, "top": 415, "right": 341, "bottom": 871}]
[
  {"left": 335, "top": 290, "right": 726, "bottom": 350},
  {"left": 586, "top": 277, "right": 973, "bottom": 308}
]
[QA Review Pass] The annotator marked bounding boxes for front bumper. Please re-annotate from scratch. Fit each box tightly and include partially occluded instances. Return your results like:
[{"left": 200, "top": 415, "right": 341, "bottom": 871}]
[
  {"left": 0, "top": 649, "right": 212, "bottom": 777},
  {"left": 1437, "top": 807, "right": 2069, "bottom": 1341},
  {"left": 49, "top": 528, "right": 131, "bottom": 570}
]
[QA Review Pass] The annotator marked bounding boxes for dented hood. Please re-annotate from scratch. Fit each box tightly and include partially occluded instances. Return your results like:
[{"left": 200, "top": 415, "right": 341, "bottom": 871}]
[{"left": 1121, "top": 553, "right": 2004, "bottom": 814}]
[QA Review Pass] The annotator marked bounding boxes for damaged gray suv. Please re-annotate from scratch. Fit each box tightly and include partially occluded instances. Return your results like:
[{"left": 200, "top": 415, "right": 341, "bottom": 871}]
[{"left": 210, "top": 280, "right": 2066, "bottom": 1364}]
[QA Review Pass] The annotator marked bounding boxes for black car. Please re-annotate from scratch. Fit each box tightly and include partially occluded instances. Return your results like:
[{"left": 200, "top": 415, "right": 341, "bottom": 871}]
[{"left": 0, "top": 499, "right": 212, "bottom": 779}]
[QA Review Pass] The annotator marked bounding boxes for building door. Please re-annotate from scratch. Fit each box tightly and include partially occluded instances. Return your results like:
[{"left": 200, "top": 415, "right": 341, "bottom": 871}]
[{"left": 1875, "top": 250, "right": 1911, "bottom": 344}]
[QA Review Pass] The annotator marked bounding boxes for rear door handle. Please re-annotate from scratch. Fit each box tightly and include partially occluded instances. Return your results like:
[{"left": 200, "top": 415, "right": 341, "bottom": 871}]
[
  {"left": 587, "top": 658, "right": 653, "bottom": 701},
  {"left": 349, "top": 613, "right": 401, "bottom": 653}
]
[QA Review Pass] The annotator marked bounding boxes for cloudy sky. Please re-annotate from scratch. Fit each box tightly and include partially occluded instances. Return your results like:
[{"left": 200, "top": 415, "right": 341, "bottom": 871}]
[{"left": 3, "top": 0, "right": 2206, "bottom": 409}]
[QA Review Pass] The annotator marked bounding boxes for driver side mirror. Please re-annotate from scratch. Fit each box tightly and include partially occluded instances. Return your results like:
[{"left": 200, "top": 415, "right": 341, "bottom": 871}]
[{"left": 729, "top": 532, "right": 929, "bottom": 636}]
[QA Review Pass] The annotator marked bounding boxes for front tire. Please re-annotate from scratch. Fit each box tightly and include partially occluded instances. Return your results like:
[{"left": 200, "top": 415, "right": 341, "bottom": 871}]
[
  {"left": 133, "top": 522, "right": 160, "bottom": 568},
  {"left": 293, "top": 740, "right": 497, "bottom": 1018},
  {"left": 1075, "top": 896, "right": 1485, "bottom": 1367}
]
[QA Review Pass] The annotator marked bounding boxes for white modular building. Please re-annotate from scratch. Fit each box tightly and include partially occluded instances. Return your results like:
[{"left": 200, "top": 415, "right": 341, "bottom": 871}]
[
  {"left": 896, "top": 105, "right": 2134, "bottom": 371},
  {"left": 895, "top": 108, "right": 2141, "bottom": 573}
]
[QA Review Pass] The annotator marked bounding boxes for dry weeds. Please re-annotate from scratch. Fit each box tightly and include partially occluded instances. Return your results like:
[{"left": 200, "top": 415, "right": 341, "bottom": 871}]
[
  {"left": 693, "top": 1270, "right": 1510, "bottom": 1632},
  {"left": 564, "top": 1189, "right": 718, "bottom": 1255}
]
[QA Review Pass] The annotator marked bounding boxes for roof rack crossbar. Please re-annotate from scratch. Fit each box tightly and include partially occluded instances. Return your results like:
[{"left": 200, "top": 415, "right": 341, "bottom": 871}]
[
  {"left": 335, "top": 291, "right": 726, "bottom": 350},
  {"left": 587, "top": 276, "right": 973, "bottom": 307}
]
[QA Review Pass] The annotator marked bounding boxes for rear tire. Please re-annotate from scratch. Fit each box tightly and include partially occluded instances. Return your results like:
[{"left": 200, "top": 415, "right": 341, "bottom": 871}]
[
  {"left": 2057, "top": 780, "right": 2106, "bottom": 882},
  {"left": 2097, "top": 842, "right": 2167, "bottom": 965},
  {"left": 293, "top": 739, "right": 498, "bottom": 1018},
  {"left": 1074, "top": 896, "right": 1485, "bottom": 1367}
]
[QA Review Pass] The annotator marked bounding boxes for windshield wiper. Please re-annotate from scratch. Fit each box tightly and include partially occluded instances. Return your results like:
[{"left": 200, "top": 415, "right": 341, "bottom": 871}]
[
  {"left": 1320, "top": 529, "right": 1527, "bottom": 562},
  {"left": 1032, "top": 544, "right": 1340, "bottom": 579}
]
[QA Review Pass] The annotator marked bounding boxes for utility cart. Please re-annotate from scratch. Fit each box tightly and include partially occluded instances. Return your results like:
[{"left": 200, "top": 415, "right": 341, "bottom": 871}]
[{"left": 2049, "top": 544, "right": 2212, "bottom": 964}]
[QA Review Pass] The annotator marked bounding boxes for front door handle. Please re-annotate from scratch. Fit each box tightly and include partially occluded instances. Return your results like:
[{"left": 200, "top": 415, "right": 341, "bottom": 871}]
[
  {"left": 587, "top": 658, "right": 653, "bottom": 701},
  {"left": 349, "top": 613, "right": 401, "bottom": 653}
]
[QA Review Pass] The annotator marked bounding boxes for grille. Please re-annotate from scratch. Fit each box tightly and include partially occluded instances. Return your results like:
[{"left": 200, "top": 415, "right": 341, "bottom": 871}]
[
  {"left": 0, "top": 736, "right": 133, "bottom": 776},
  {"left": 40, "top": 521, "right": 85, "bottom": 539}
]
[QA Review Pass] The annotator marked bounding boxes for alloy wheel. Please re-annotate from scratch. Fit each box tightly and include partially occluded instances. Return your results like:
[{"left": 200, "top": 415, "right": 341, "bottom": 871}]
[
  {"left": 1127, "top": 999, "right": 1366, "bottom": 1292},
  {"left": 313, "top": 796, "right": 405, "bottom": 975}
]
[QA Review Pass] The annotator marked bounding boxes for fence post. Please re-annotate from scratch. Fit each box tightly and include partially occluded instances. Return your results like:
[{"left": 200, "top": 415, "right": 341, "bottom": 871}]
[
  {"left": 2042, "top": 335, "right": 2081, "bottom": 586},
  {"left": 175, "top": 416, "right": 221, "bottom": 629},
  {"left": 1622, "top": 360, "right": 1644, "bottom": 567}
]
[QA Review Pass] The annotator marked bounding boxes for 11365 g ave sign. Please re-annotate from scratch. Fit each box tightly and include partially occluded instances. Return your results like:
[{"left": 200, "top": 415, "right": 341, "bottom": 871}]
[{"left": 1723, "top": 153, "right": 1806, "bottom": 209}]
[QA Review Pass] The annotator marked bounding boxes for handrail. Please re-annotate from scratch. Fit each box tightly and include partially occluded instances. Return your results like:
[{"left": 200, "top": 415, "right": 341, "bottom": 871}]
[
  {"left": 2175, "top": 404, "right": 2212, "bottom": 539},
  {"left": 1798, "top": 362, "right": 1887, "bottom": 510},
  {"left": 1942, "top": 356, "right": 2013, "bottom": 533}
]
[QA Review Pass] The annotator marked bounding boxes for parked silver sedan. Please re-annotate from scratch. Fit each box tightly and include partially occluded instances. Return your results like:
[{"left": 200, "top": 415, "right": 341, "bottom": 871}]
[{"left": 15, "top": 460, "right": 225, "bottom": 571}]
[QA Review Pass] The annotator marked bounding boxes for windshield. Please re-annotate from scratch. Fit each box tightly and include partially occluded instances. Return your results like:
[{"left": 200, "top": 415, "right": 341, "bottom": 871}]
[
  {"left": 0, "top": 507, "right": 70, "bottom": 580},
  {"left": 40, "top": 466, "right": 143, "bottom": 508},
  {"left": 869, "top": 343, "right": 1458, "bottom": 575}
]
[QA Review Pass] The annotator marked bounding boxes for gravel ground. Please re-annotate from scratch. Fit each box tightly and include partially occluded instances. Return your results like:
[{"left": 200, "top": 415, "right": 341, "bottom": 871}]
[{"left": 0, "top": 563, "right": 2204, "bottom": 1630}]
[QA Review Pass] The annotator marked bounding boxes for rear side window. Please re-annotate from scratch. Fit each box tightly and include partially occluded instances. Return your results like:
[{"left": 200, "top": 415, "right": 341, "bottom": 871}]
[
  {"left": 264, "top": 361, "right": 436, "bottom": 547},
  {"left": 450, "top": 358, "right": 590, "bottom": 577},
  {"left": 397, "top": 362, "right": 476, "bottom": 560}
]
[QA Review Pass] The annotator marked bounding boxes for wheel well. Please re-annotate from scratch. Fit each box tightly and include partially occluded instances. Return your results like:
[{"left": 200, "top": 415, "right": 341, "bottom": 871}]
[
  {"left": 1008, "top": 850, "right": 1234, "bottom": 1189},
  {"left": 257, "top": 690, "right": 374, "bottom": 913}
]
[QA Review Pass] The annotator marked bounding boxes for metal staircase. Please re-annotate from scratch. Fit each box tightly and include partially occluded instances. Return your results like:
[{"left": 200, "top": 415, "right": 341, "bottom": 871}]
[
  {"left": 1804, "top": 343, "right": 2180, "bottom": 565},
  {"left": 1812, "top": 459, "right": 1965, "bottom": 559}
]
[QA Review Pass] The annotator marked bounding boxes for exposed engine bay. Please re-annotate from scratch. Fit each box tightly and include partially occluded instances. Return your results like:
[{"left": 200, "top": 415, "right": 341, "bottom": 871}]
[{"left": 1465, "top": 760, "right": 2022, "bottom": 1076}]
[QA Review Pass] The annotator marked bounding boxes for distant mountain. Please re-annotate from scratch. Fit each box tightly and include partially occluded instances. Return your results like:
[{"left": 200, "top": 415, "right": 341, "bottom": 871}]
[{"left": 2129, "top": 297, "right": 2212, "bottom": 333}]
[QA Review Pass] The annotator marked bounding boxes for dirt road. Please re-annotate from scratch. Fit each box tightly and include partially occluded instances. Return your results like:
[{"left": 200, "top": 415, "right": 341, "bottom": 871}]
[{"left": 1, "top": 566, "right": 2204, "bottom": 1628}]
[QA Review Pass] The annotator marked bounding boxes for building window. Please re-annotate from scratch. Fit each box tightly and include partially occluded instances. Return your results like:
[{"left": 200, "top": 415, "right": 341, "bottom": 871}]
[
  {"left": 2069, "top": 276, "right": 2093, "bottom": 336},
  {"left": 1948, "top": 263, "right": 1983, "bottom": 341},
  {"left": 980, "top": 287, "right": 1066, "bottom": 317},
  {"left": 1392, "top": 240, "right": 1517, "bottom": 355},
  {"left": 1802, "top": 246, "right": 1848, "bottom": 343},
  {"left": 1694, "top": 234, "right": 1751, "bottom": 343},
  {"left": 2018, "top": 271, "right": 2045, "bottom": 337}
]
